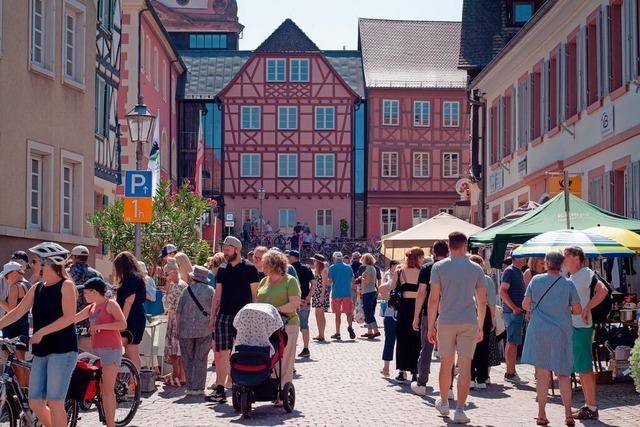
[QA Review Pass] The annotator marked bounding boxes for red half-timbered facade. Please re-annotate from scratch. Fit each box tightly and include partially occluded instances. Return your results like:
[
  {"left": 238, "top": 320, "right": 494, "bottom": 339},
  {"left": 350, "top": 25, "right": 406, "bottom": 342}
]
[{"left": 217, "top": 20, "right": 360, "bottom": 237}]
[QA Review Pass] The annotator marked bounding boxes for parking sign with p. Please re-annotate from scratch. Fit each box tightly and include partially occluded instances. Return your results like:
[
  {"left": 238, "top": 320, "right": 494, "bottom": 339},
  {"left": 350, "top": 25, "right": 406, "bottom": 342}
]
[{"left": 125, "top": 171, "right": 153, "bottom": 198}]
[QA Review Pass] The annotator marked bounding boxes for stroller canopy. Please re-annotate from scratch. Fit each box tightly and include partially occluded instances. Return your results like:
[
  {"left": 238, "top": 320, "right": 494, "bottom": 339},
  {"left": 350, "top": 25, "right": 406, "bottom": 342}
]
[{"left": 233, "top": 303, "right": 284, "bottom": 355}]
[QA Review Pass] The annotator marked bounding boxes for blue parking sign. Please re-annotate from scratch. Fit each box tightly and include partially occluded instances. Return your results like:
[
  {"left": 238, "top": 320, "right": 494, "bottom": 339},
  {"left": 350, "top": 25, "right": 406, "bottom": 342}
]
[{"left": 124, "top": 171, "right": 153, "bottom": 198}]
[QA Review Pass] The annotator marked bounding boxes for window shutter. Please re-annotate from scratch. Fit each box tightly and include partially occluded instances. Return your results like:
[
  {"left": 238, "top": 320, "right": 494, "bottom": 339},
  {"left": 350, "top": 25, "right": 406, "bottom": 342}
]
[
  {"left": 498, "top": 96, "right": 504, "bottom": 158},
  {"left": 487, "top": 107, "right": 493, "bottom": 164},
  {"left": 541, "top": 61, "right": 548, "bottom": 135},
  {"left": 623, "top": 0, "right": 639, "bottom": 82},
  {"left": 528, "top": 74, "right": 534, "bottom": 142},
  {"left": 558, "top": 44, "right": 566, "bottom": 123},
  {"left": 510, "top": 86, "right": 517, "bottom": 153},
  {"left": 604, "top": 170, "right": 613, "bottom": 211},
  {"left": 630, "top": 161, "right": 640, "bottom": 219}
]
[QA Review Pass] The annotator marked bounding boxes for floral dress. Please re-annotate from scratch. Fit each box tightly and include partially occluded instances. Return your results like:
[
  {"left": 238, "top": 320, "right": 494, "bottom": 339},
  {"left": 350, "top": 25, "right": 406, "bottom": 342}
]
[
  {"left": 311, "top": 273, "right": 330, "bottom": 311},
  {"left": 164, "top": 279, "right": 187, "bottom": 358}
]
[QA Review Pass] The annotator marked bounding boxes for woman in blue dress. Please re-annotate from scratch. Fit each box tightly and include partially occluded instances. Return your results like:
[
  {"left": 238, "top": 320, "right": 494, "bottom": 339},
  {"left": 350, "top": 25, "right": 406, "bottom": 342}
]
[{"left": 522, "top": 251, "right": 582, "bottom": 427}]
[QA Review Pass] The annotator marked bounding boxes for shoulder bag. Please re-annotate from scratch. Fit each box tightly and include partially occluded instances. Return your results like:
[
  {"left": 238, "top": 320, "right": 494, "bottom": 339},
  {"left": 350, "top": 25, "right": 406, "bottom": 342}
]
[
  {"left": 186, "top": 286, "right": 209, "bottom": 317},
  {"left": 533, "top": 276, "right": 562, "bottom": 311}
]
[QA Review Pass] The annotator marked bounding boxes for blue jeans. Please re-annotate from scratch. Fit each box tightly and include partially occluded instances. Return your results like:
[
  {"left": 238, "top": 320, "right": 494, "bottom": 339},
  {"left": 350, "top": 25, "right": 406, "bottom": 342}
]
[
  {"left": 382, "top": 316, "right": 397, "bottom": 361},
  {"left": 297, "top": 305, "right": 311, "bottom": 330},
  {"left": 29, "top": 352, "right": 78, "bottom": 401},
  {"left": 362, "top": 292, "right": 378, "bottom": 328},
  {"left": 503, "top": 312, "right": 524, "bottom": 345}
]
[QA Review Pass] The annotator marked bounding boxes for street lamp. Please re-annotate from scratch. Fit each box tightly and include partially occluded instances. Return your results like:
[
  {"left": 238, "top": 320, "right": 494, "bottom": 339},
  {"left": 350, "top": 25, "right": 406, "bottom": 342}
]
[
  {"left": 258, "top": 187, "right": 266, "bottom": 237},
  {"left": 126, "top": 96, "right": 156, "bottom": 259}
]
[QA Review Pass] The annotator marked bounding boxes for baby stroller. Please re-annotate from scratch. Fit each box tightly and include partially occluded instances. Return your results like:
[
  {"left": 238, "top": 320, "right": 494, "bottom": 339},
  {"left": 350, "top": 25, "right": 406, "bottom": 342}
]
[{"left": 230, "top": 303, "right": 295, "bottom": 418}]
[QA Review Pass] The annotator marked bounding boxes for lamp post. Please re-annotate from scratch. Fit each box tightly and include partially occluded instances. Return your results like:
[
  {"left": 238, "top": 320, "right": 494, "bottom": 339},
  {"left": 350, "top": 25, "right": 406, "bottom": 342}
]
[
  {"left": 126, "top": 97, "right": 156, "bottom": 259},
  {"left": 258, "top": 187, "right": 266, "bottom": 237}
]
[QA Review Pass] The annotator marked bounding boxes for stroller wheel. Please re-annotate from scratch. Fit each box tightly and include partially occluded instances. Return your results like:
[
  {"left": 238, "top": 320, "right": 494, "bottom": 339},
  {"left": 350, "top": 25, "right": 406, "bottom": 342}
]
[
  {"left": 231, "top": 386, "right": 241, "bottom": 413},
  {"left": 241, "top": 390, "right": 251, "bottom": 419},
  {"left": 281, "top": 382, "right": 295, "bottom": 413}
]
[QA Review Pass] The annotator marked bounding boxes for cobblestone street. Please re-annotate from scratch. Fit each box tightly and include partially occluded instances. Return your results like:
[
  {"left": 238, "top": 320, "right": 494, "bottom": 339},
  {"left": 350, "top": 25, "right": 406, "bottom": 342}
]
[{"left": 80, "top": 315, "right": 640, "bottom": 427}]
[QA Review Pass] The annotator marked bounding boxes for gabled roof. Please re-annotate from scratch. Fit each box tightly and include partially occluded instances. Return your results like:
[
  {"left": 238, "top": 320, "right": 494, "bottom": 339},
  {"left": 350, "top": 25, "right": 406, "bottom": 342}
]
[
  {"left": 255, "top": 19, "right": 320, "bottom": 53},
  {"left": 358, "top": 18, "right": 467, "bottom": 89},
  {"left": 323, "top": 51, "right": 366, "bottom": 99}
]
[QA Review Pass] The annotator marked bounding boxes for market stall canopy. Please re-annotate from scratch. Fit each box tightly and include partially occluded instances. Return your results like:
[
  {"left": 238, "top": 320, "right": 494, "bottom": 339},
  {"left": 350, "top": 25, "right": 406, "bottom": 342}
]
[
  {"left": 382, "top": 213, "right": 482, "bottom": 260},
  {"left": 469, "top": 192, "right": 640, "bottom": 268},
  {"left": 469, "top": 201, "right": 541, "bottom": 246},
  {"left": 380, "top": 229, "right": 403, "bottom": 241},
  {"left": 583, "top": 226, "right": 640, "bottom": 253}
]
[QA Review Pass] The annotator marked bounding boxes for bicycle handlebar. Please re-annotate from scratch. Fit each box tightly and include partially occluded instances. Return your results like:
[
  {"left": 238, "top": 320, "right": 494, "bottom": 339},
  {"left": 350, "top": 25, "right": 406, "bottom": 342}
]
[{"left": 0, "top": 336, "right": 29, "bottom": 349}]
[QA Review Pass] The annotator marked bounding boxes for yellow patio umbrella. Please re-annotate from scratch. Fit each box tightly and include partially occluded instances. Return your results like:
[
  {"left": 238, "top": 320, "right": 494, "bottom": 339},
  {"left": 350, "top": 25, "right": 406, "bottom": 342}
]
[{"left": 583, "top": 226, "right": 640, "bottom": 253}]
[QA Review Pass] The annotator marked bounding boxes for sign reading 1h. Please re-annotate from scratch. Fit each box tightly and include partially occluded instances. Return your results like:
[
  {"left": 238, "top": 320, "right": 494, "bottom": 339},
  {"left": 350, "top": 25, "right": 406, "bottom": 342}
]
[{"left": 124, "top": 171, "right": 153, "bottom": 223}]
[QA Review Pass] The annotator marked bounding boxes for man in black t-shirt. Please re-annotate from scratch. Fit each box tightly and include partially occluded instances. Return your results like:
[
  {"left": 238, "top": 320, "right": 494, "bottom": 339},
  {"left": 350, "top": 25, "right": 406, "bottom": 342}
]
[
  {"left": 206, "top": 236, "right": 259, "bottom": 403},
  {"left": 411, "top": 240, "right": 449, "bottom": 396},
  {"left": 288, "top": 250, "right": 316, "bottom": 358}
]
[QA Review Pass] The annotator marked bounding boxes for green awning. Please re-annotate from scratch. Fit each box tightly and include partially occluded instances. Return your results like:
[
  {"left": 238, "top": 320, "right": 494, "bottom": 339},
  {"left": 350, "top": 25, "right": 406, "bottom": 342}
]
[{"left": 469, "top": 193, "right": 640, "bottom": 268}]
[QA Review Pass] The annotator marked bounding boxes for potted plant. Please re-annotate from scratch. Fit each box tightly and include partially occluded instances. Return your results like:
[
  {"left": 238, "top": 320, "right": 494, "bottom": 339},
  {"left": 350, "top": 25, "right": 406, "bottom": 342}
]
[{"left": 339, "top": 219, "right": 349, "bottom": 238}]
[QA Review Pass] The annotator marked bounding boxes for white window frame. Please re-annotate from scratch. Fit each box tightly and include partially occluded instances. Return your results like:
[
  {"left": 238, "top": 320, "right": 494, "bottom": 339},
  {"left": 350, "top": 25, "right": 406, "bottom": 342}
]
[
  {"left": 290, "top": 58, "right": 310, "bottom": 82},
  {"left": 266, "top": 58, "right": 286, "bottom": 82},
  {"left": 442, "top": 152, "right": 460, "bottom": 178},
  {"left": 27, "top": 141, "right": 54, "bottom": 231},
  {"left": 62, "top": 0, "right": 86, "bottom": 87},
  {"left": 241, "top": 208, "right": 260, "bottom": 222},
  {"left": 315, "top": 154, "right": 335, "bottom": 178},
  {"left": 278, "top": 153, "right": 298, "bottom": 178},
  {"left": 439, "top": 208, "right": 455, "bottom": 215},
  {"left": 279, "top": 209, "right": 296, "bottom": 228},
  {"left": 30, "top": 0, "right": 56, "bottom": 76},
  {"left": 315, "top": 106, "right": 335, "bottom": 130},
  {"left": 29, "top": 155, "right": 43, "bottom": 230},
  {"left": 381, "top": 152, "right": 398, "bottom": 178},
  {"left": 278, "top": 106, "right": 298, "bottom": 130},
  {"left": 240, "top": 106, "right": 261, "bottom": 130},
  {"left": 413, "top": 101, "right": 431, "bottom": 127},
  {"left": 443, "top": 101, "right": 460, "bottom": 127},
  {"left": 95, "top": 74, "right": 109, "bottom": 137},
  {"left": 60, "top": 150, "right": 84, "bottom": 235},
  {"left": 316, "top": 209, "right": 333, "bottom": 238},
  {"left": 240, "top": 153, "right": 260, "bottom": 178},
  {"left": 382, "top": 99, "right": 400, "bottom": 126},
  {"left": 413, "top": 152, "right": 430, "bottom": 178},
  {"left": 61, "top": 163, "right": 73, "bottom": 233},
  {"left": 412, "top": 208, "right": 429, "bottom": 226},
  {"left": 381, "top": 208, "right": 398, "bottom": 236}
]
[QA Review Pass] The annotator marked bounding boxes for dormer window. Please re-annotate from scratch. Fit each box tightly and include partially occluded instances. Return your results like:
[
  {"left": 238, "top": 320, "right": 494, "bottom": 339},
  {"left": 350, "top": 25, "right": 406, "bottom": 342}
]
[{"left": 513, "top": 1, "right": 534, "bottom": 25}]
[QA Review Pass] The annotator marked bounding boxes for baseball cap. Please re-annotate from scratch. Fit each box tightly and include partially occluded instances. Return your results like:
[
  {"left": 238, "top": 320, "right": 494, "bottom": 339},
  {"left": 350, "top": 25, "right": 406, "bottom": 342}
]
[
  {"left": 161, "top": 243, "right": 178, "bottom": 258},
  {"left": 1, "top": 262, "right": 25, "bottom": 279},
  {"left": 269, "top": 247, "right": 282, "bottom": 253},
  {"left": 288, "top": 250, "right": 300, "bottom": 259},
  {"left": 70, "top": 245, "right": 90, "bottom": 256},
  {"left": 223, "top": 236, "right": 242, "bottom": 249},
  {"left": 83, "top": 277, "right": 108, "bottom": 294},
  {"left": 10, "top": 251, "right": 30, "bottom": 269}
]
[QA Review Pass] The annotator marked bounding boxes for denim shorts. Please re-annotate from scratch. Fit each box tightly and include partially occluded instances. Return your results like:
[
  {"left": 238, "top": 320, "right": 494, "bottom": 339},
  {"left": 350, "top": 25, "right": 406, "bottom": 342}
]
[
  {"left": 29, "top": 352, "right": 78, "bottom": 401},
  {"left": 297, "top": 305, "right": 311, "bottom": 331},
  {"left": 93, "top": 347, "right": 123, "bottom": 367},
  {"left": 503, "top": 312, "right": 524, "bottom": 345}
]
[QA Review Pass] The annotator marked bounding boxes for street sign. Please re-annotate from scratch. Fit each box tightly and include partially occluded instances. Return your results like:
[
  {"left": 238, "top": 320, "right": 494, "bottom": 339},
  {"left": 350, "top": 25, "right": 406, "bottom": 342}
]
[
  {"left": 124, "top": 198, "right": 153, "bottom": 223},
  {"left": 225, "top": 213, "right": 234, "bottom": 222},
  {"left": 547, "top": 175, "right": 582, "bottom": 198},
  {"left": 224, "top": 221, "right": 235, "bottom": 228},
  {"left": 124, "top": 170, "right": 153, "bottom": 198}
]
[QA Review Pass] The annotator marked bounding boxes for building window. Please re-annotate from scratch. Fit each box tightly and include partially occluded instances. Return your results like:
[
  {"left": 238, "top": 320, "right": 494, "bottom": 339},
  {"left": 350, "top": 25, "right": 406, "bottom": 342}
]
[
  {"left": 439, "top": 208, "right": 455, "bottom": 215},
  {"left": 30, "top": 0, "right": 55, "bottom": 72},
  {"left": 413, "top": 152, "right": 430, "bottom": 178},
  {"left": 531, "top": 69, "right": 541, "bottom": 140},
  {"left": 382, "top": 99, "right": 399, "bottom": 126},
  {"left": 290, "top": 59, "right": 309, "bottom": 82},
  {"left": 413, "top": 101, "right": 430, "bottom": 127},
  {"left": 412, "top": 208, "right": 429, "bottom": 226},
  {"left": 278, "top": 106, "right": 298, "bottom": 130},
  {"left": 316, "top": 209, "right": 333, "bottom": 238},
  {"left": 61, "top": 163, "right": 73, "bottom": 233},
  {"left": 95, "top": 75, "right": 109, "bottom": 137},
  {"left": 145, "top": 35, "right": 151, "bottom": 78},
  {"left": 381, "top": 152, "right": 398, "bottom": 178},
  {"left": 241, "top": 106, "right": 261, "bottom": 130},
  {"left": 29, "top": 156, "right": 43, "bottom": 229},
  {"left": 241, "top": 208, "right": 260, "bottom": 222},
  {"left": 315, "top": 106, "right": 335, "bottom": 130},
  {"left": 442, "top": 152, "right": 460, "bottom": 178},
  {"left": 162, "top": 61, "right": 167, "bottom": 101},
  {"left": 517, "top": 76, "right": 530, "bottom": 148},
  {"left": 548, "top": 53, "right": 558, "bottom": 130},
  {"left": 586, "top": 19, "right": 598, "bottom": 105},
  {"left": 28, "top": 141, "right": 53, "bottom": 231},
  {"left": 97, "top": 0, "right": 112, "bottom": 30},
  {"left": 315, "top": 154, "right": 335, "bottom": 178},
  {"left": 240, "top": 154, "right": 260, "bottom": 177},
  {"left": 610, "top": 1, "right": 623, "bottom": 91},
  {"left": 60, "top": 151, "right": 83, "bottom": 235},
  {"left": 279, "top": 209, "right": 296, "bottom": 228},
  {"left": 267, "top": 59, "right": 286, "bottom": 82},
  {"left": 566, "top": 37, "right": 578, "bottom": 118},
  {"left": 154, "top": 48, "right": 159, "bottom": 90},
  {"left": 443, "top": 101, "right": 460, "bottom": 127},
  {"left": 381, "top": 208, "right": 398, "bottom": 235},
  {"left": 278, "top": 154, "right": 298, "bottom": 178},
  {"left": 513, "top": 1, "right": 534, "bottom": 25},
  {"left": 188, "top": 33, "right": 228, "bottom": 49}
]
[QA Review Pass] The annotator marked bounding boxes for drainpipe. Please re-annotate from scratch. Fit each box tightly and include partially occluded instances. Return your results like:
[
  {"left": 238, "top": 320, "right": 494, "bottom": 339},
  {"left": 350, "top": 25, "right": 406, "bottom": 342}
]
[{"left": 468, "top": 88, "right": 485, "bottom": 226}]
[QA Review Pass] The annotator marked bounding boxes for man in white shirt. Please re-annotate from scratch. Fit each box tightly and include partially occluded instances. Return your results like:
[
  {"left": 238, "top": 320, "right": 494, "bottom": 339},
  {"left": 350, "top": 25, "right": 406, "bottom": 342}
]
[{"left": 564, "top": 246, "right": 608, "bottom": 421}]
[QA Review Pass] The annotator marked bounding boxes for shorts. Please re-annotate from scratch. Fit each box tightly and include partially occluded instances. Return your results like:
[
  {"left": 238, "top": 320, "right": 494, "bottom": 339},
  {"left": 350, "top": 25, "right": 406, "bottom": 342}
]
[
  {"left": 121, "top": 313, "right": 146, "bottom": 345},
  {"left": 331, "top": 297, "right": 354, "bottom": 314},
  {"left": 437, "top": 323, "right": 478, "bottom": 359},
  {"left": 93, "top": 347, "right": 123, "bottom": 367},
  {"left": 29, "top": 352, "right": 78, "bottom": 401},
  {"left": 503, "top": 312, "right": 524, "bottom": 345},
  {"left": 215, "top": 314, "right": 236, "bottom": 352},
  {"left": 572, "top": 327, "right": 594, "bottom": 373},
  {"left": 297, "top": 305, "right": 311, "bottom": 331}
]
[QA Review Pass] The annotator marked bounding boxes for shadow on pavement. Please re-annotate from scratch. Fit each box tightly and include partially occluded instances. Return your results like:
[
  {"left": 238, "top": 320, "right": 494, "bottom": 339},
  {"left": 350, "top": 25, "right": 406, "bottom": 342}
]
[{"left": 210, "top": 401, "right": 304, "bottom": 425}]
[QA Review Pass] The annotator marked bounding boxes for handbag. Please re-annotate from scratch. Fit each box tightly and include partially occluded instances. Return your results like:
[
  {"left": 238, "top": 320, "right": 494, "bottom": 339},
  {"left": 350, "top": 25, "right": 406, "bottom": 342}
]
[
  {"left": 186, "top": 286, "right": 209, "bottom": 317},
  {"left": 354, "top": 299, "right": 365, "bottom": 324},
  {"left": 495, "top": 305, "right": 506, "bottom": 336},
  {"left": 387, "top": 270, "right": 402, "bottom": 309}
]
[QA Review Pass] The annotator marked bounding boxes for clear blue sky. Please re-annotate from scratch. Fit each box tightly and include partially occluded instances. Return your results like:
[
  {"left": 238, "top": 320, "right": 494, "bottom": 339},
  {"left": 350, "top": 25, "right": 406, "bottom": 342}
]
[{"left": 237, "top": 0, "right": 463, "bottom": 50}]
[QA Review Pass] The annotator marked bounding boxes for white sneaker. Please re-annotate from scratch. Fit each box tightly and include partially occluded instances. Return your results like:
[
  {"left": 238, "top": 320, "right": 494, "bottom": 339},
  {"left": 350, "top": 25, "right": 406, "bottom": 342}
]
[
  {"left": 435, "top": 398, "right": 450, "bottom": 417},
  {"left": 192, "top": 389, "right": 204, "bottom": 396},
  {"left": 475, "top": 382, "right": 487, "bottom": 390},
  {"left": 448, "top": 389, "right": 455, "bottom": 400},
  {"left": 185, "top": 390, "right": 195, "bottom": 395},
  {"left": 410, "top": 381, "right": 427, "bottom": 396},
  {"left": 453, "top": 408, "right": 470, "bottom": 424}
]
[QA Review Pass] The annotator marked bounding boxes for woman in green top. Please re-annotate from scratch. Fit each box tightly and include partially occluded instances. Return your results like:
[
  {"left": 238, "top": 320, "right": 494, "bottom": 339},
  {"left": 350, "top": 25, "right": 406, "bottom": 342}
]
[{"left": 256, "top": 250, "right": 301, "bottom": 395}]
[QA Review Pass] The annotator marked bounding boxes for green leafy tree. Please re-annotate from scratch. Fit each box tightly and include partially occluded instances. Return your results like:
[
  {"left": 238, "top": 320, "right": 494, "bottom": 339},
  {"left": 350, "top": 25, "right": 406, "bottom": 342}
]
[
  {"left": 340, "top": 219, "right": 349, "bottom": 238},
  {"left": 88, "top": 180, "right": 214, "bottom": 266}
]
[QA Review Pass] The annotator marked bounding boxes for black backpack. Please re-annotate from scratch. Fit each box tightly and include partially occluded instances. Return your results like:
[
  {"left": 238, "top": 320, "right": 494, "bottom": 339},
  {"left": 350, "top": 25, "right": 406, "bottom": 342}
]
[{"left": 589, "top": 272, "right": 613, "bottom": 324}]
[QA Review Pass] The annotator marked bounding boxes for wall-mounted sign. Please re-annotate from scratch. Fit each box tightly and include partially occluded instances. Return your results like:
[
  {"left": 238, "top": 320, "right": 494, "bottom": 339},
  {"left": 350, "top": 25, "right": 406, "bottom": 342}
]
[
  {"left": 488, "top": 168, "right": 504, "bottom": 194},
  {"left": 455, "top": 178, "right": 472, "bottom": 198},
  {"left": 518, "top": 156, "right": 527, "bottom": 177},
  {"left": 225, "top": 212, "right": 234, "bottom": 222},
  {"left": 547, "top": 175, "right": 582, "bottom": 198},
  {"left": 600, "top": 103, "right": 614, "bottom": 136}
]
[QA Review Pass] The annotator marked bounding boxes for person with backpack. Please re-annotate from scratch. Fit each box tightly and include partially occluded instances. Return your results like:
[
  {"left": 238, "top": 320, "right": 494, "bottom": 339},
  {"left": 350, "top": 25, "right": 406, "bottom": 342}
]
[
  {"left": 564, "top": 247, "right": 609, "bottom": 421},
  {"left": 410, "top": 240, "right": 448, "bottom": 396}
]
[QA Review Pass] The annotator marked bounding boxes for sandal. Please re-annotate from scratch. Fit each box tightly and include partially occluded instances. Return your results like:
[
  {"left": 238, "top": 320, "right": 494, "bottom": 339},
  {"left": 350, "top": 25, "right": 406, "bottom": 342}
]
[
  {"left": 534, "top": 417, "right": 549, "bottom": 426},
  {"left": 380, "top": 369, "right": 390, "bottom": 377},
  {"left": 565, "top": 417, "right": 575, "bottom": 426}
]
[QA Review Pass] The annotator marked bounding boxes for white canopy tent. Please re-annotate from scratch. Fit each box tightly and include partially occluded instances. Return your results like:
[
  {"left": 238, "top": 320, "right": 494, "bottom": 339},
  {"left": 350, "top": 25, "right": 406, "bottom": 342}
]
[{"left": 381, "top": 213, "right": 482, "bottom": 260}]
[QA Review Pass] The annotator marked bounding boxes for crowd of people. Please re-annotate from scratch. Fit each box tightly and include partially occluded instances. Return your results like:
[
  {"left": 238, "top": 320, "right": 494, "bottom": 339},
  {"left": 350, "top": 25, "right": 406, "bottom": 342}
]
[{"left": 0, "top": 229, "right": 615, "bottom": 426}]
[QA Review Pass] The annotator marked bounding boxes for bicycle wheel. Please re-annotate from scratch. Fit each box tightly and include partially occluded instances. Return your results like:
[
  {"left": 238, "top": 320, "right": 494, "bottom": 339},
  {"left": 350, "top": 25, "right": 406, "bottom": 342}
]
[
  {"left": 65, "top": 399, "right": 78, "bottom": 427},
  {"left": 107, "top": 358, "right": 140, "bottom": 427},
  {"left": 0, "top": 391, "right": 17, "bottom": 427}
]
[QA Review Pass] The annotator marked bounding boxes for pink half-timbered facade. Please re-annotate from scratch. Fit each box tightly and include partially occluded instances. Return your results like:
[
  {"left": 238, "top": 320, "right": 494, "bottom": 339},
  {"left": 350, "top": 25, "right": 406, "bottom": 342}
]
[
  {"left": 217, "top": 20, "right": 361, "bottom": 237},
  {"left": 359, "top": 19, "right": 471, "bottom": 239}
]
